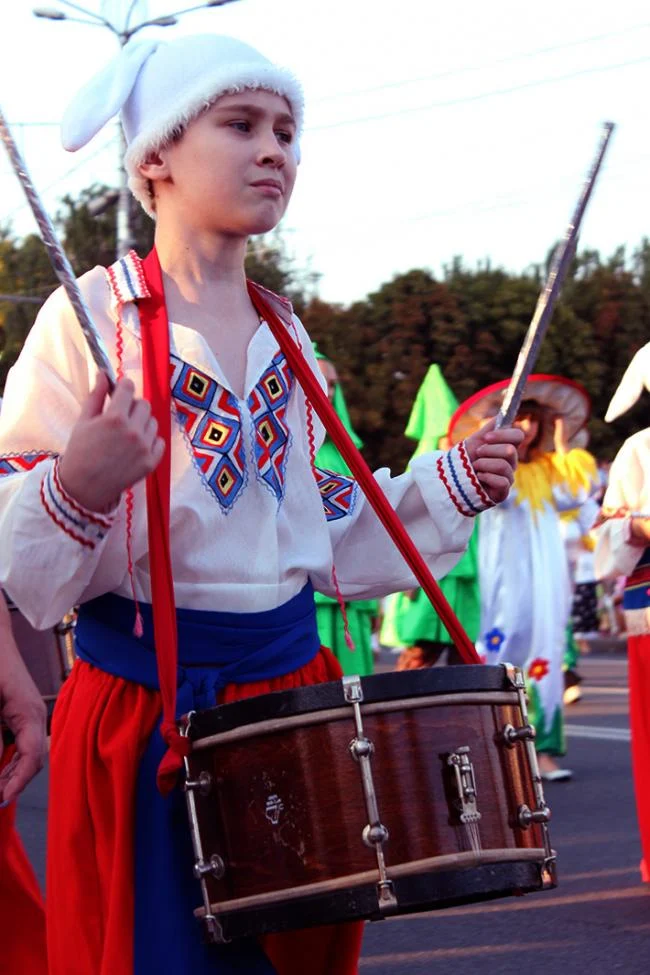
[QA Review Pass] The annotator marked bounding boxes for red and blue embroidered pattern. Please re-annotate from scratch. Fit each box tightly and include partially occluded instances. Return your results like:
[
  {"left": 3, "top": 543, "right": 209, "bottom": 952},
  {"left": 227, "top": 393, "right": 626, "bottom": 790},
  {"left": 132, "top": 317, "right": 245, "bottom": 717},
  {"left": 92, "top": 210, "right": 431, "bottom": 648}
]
[
  {"left": 0, "top": 451, "right": 53, "bottom": 476},
  {"left": 248, "top": 352, "right": 294, "bottom": 502},
  {"left": 171, "top": 356, "right": 246, "bottom": 512},
  {"left": 313, "top": 467, "right": 358, "bottom": 522}
]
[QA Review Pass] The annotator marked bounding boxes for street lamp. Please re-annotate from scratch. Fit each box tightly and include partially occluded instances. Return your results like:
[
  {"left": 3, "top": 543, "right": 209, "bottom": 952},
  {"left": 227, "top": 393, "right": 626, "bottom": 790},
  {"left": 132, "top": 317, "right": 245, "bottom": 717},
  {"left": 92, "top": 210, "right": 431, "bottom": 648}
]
[{"left": 34, "top": 0, "right": 241, "bottom": 255}]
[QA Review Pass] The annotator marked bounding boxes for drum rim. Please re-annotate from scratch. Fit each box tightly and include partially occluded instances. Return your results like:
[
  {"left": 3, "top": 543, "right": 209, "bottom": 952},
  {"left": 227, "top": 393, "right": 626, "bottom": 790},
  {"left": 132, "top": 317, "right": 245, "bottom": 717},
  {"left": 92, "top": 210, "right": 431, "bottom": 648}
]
[{"left": 186, "top": 663, "right": 516, "bottom": 741}]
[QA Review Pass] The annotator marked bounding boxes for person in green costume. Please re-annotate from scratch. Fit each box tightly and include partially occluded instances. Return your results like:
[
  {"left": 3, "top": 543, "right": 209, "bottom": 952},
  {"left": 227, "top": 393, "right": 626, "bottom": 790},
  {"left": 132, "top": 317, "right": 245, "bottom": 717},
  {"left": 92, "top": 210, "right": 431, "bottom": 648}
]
[
  {"left": 379, "top": 365, "right": 480, "bottom": 668},
  {"left": 313, "top": 347, "right": 378, "bottom": 675}
]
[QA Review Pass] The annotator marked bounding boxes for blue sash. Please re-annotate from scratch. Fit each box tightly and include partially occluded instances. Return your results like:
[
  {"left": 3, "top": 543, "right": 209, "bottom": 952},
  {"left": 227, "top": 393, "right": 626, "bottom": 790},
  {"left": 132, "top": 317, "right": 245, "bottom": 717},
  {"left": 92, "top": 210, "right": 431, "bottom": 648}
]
[{"left": 75, "top": 584, "right": 320, "bottom": 975}]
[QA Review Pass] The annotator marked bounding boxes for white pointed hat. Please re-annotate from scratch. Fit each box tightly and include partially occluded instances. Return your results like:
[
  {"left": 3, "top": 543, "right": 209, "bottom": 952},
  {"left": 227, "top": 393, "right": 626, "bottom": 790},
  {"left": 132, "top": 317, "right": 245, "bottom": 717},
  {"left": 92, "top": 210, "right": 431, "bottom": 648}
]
[
  {"left": 604, "top": 342, "right": 650, "bottom": 422},
  {"left": 61, "top": 34, "right": 304, "bottom": 217}
]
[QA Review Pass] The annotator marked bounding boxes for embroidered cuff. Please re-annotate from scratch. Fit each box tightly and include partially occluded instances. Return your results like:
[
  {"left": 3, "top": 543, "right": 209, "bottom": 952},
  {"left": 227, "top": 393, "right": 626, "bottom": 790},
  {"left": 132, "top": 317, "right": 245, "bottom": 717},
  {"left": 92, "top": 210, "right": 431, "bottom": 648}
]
[
  {"left": 437, "top": 442, "right": 494, "bottom": 518},
  {"left": 40, "top": 460, "right": 115, "bottom": 550}
]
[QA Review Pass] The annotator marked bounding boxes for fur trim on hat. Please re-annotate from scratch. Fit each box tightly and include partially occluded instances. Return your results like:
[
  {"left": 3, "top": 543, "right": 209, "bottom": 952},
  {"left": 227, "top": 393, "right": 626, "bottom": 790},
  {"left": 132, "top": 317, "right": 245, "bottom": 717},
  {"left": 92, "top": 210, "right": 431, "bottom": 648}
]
[{"left": 126, "top": 63, "right": 303, "bottom": 217}]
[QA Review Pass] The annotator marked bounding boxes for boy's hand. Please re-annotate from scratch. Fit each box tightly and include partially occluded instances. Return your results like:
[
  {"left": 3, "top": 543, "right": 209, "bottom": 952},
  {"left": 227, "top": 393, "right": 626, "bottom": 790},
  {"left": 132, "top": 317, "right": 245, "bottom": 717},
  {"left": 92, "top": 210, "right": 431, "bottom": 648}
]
[
  {"left": 0, "top": 654, "right": 47, "bottom": 806},
  {"left": 58, "top": 373, "right": 165, "bottom": 513},
  {"left": 463, "top": 417, "right": 524, "bottom": 505}
]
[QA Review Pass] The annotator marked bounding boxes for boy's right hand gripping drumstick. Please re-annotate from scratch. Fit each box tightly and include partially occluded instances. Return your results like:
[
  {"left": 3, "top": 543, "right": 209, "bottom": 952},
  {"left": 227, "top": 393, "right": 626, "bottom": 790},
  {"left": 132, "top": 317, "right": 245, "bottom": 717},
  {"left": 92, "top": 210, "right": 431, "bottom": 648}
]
[{"left": 0, "top": 107, "right": 116, "bottom": 388}]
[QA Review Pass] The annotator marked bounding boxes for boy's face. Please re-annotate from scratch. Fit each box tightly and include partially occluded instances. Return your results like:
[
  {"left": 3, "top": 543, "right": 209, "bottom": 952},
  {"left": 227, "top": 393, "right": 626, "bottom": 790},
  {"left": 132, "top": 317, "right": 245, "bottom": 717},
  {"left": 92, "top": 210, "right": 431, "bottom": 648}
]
[{"left": 148, "top": 89, "right": 297, "bottom": 234}]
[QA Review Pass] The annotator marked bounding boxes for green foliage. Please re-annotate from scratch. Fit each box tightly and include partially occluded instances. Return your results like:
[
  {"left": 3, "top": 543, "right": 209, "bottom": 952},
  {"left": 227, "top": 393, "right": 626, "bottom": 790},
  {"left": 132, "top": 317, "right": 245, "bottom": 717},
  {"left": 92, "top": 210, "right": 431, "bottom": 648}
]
[{"left": 1, "top": 184, "right": 649, "bottom": 474}]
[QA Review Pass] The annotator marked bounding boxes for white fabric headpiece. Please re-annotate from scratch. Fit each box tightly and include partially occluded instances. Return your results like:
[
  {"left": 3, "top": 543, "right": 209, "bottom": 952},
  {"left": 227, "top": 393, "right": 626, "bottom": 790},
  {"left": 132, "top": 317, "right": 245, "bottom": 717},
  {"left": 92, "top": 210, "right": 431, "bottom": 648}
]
[
  {"left": 605, "top": 342, "right": 650, "bottom": 422},
  {"left": 61, "top": 34, "right": 304, "bottom": 217}
]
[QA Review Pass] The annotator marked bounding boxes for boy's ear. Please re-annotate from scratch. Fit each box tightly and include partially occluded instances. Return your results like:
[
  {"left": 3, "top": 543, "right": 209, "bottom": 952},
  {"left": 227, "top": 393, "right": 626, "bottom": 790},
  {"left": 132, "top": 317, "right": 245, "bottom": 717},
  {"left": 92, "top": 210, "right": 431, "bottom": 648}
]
[{"left": 138, "top": 149, "right": 170, "bottom": 182}]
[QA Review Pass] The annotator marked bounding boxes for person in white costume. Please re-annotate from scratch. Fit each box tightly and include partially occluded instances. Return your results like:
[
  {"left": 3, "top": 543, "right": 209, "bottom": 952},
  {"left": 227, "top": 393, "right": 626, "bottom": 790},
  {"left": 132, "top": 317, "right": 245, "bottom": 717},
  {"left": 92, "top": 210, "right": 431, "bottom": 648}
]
[
  {"left": 0, "top": 34, "right": 523, "bottom": 975},
  {"left": 449, "top": 375, "right": 597, "bottom": 782},
  {"left": 595, "top": 341, "right": 650, "bottom": 884}
]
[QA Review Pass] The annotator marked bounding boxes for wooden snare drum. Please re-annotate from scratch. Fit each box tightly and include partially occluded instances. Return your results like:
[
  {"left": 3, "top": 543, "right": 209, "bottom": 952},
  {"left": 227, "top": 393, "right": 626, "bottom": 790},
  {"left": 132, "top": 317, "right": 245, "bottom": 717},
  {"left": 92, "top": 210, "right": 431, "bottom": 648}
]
[{"left": 182, "top": 664, "right": 556, "bottom": 943}]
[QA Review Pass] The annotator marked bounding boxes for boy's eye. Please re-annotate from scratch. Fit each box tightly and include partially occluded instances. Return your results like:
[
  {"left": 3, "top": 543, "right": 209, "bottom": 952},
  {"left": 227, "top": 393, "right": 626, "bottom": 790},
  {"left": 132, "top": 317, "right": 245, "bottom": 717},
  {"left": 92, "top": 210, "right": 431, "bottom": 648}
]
[
  {"left": 276, "top": 130, "right": 294, "bottom": 144},
  {"left": 229, "top": 120, "right": 251, "bottom": 132}
]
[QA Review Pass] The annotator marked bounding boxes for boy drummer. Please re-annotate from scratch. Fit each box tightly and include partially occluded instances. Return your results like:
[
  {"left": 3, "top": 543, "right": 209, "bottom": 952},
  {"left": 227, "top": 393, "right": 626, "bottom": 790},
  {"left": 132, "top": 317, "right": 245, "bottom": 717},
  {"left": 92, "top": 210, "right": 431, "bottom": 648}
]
[{"left": 0, "top": 34, "right": 522, "bottom": 974}]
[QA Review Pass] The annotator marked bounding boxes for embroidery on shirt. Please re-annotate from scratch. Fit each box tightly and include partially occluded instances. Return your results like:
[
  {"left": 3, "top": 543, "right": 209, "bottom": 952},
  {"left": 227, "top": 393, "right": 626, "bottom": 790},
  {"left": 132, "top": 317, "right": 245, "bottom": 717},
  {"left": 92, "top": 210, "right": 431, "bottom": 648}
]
[
  {"left": 0, "top": 451, "right": 55, "bottom": 476},
  {"left": 170, "top": 355, "right": 247, "bottom": 512},
  {"left": 313, "top": 467, "right": 358, "bottom": 522},
  {"left": 247, "top": 352, "right": 294, "bottom": 502}
]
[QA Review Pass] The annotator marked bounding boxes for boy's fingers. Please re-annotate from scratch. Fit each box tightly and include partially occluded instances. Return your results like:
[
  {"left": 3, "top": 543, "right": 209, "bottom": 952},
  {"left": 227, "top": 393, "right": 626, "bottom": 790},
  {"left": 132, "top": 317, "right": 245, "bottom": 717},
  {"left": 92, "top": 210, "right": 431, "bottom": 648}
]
[
  {"left": 78, "top": 371, "right": 110, "bottom": 420},
  {"left": 105, "top": 378, "right": 136, "bottom": 417}
]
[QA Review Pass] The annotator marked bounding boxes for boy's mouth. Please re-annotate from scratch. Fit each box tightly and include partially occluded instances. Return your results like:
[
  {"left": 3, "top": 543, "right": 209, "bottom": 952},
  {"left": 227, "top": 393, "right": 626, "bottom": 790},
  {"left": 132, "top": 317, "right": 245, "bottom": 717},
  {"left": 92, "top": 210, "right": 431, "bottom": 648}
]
[{"left": 250, "top": 178, "right": 284, "bottom": 196}]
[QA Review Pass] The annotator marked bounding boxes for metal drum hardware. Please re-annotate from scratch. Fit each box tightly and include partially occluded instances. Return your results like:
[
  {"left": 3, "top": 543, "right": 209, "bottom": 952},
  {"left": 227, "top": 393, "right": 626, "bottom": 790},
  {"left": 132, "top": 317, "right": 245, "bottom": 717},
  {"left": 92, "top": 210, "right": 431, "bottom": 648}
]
[{"left": 343, "top": 675, "right": 397, "bottom": 912}]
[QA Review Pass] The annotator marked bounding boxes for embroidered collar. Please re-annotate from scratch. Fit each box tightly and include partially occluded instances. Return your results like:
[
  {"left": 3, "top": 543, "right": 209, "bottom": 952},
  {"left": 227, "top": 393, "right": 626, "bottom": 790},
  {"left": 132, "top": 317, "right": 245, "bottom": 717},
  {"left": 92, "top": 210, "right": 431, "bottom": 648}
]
[{"left": 105, "top": 249, "right": 295, "bottom": 324}]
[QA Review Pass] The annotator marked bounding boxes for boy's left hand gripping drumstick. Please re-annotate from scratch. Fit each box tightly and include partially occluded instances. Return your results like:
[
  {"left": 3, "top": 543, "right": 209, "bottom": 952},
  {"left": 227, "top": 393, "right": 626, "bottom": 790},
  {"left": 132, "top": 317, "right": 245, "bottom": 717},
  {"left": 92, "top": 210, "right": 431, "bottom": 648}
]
[{"left": 0, "top": 108, "right": 116, "bottom": 387}]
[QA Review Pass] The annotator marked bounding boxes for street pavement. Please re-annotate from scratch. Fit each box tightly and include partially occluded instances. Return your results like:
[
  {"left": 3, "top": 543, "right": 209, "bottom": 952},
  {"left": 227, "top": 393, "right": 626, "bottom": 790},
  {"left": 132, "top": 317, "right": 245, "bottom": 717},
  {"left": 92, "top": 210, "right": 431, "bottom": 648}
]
[{"left": 16, "top": 649, "right": 650, "bottom": 973}]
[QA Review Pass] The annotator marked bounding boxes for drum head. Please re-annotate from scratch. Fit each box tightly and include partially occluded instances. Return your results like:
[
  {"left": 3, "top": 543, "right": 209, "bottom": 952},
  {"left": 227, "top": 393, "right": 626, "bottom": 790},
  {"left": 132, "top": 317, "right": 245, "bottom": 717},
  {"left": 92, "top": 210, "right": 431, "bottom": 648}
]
[{"left": 187, "top": 664, "right": 513, "bottom": 741}]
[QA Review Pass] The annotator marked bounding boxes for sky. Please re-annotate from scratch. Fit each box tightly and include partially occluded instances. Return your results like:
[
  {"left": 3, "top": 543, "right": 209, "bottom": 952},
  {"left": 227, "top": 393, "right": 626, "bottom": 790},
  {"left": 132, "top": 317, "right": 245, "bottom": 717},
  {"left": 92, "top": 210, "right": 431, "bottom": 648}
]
[{"left": 0, "top": 0, "right": 648, "bottom": 304}]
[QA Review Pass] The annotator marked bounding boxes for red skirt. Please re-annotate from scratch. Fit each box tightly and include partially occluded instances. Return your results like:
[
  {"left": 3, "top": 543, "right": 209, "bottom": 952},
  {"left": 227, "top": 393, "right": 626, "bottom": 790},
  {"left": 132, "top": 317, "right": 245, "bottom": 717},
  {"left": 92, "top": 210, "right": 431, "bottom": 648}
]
[
  {"left": 47, "top": 647, "right": 363, "bottom": 974},
  {"left": 0, "top": 746, "right": 47, "bottom": 973}
]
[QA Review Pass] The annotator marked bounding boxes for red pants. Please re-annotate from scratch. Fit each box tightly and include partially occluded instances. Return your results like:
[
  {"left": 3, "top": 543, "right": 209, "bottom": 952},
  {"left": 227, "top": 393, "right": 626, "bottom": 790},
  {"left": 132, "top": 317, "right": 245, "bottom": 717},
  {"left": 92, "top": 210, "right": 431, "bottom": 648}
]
[
  {"left": 628, "top": 635, "right": 650, "bottom": 882},
  {"left": 47, "top": 649, "right": 363, "bottom": 974},
  {"left": 0, "top": 747, "right": 47, "bottom": 973}
]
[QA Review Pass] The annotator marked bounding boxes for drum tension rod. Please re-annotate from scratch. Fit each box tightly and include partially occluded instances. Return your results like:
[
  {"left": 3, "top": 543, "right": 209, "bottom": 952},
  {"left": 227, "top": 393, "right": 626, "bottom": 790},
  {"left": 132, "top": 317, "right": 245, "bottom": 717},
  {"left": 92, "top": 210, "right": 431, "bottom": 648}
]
[
  {"left": 180, "top": 712, "right": 230, "bottom": 944},
  {"left": 502, "top": 664, "right": 556, "bottom": 884},
  {"left": 343, "top": 676, "right": 398, "bottom": 913}
]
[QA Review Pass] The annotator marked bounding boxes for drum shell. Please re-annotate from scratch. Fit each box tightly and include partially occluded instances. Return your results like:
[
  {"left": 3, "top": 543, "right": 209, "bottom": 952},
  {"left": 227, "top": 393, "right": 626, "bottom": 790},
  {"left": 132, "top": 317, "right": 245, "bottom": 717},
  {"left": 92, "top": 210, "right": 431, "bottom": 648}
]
[{"left": 186, "top": 678, "right": 548, "bottom": 915}]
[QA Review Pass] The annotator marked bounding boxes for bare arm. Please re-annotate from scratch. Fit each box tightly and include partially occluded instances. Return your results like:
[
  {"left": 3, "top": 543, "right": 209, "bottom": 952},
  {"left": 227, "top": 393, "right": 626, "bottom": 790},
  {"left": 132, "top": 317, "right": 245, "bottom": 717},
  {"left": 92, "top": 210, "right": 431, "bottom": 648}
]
[{"left": 0, "top": 594, "right": 47, "bottom": 804}]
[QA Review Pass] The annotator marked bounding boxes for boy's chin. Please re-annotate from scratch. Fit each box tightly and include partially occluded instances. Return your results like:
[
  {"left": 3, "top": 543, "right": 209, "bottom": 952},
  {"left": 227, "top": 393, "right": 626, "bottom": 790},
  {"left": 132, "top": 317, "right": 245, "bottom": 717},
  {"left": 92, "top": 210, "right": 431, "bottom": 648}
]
[{"left": 245, "top": 215, "right": 284, "bottom": 236}]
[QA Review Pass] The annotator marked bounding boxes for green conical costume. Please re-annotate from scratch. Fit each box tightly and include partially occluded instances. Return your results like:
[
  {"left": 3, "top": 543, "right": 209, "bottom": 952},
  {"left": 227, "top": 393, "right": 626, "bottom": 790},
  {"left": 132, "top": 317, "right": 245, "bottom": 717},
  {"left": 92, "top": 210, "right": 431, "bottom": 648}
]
[
  {"left": 313, "top": 346, "right": 377, "bottom": 675},
  {"left": 380, "top": 365, "right": 480, "bottom": 650}
]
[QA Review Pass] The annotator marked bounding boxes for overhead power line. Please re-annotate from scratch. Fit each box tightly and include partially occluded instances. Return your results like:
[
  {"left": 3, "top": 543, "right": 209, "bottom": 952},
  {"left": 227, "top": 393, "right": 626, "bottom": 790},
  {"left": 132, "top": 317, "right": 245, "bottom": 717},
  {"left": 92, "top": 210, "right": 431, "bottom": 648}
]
[
  {"left": 308, "top": 55, "right": 650, "bottom": 131},
  {"left": 313, "top": 21, "right": 650, "bottom": 103}
]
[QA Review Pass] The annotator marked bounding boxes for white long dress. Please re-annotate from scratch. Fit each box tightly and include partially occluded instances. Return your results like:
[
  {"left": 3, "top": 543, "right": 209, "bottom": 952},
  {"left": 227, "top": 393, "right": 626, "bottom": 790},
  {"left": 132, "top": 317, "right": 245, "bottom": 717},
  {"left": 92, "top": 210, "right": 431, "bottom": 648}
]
[{"left": 477, "top": 449, "right": 597, "bottom": 753}]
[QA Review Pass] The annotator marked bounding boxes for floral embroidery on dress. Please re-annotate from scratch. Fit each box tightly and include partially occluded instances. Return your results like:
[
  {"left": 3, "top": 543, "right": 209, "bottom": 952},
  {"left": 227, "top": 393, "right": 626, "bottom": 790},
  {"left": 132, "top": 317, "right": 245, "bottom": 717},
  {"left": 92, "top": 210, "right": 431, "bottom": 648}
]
[
  {"left": 527, "top": 657, "right": 550, "bottom": 682},
  {"left": 248, "top": 352, "right": 294, "bottom": 502},
  {"left": 313, "top": 467, "right": 358, "bottom": 522},
  {"left": 484, "top": 627, "right": 505, "bottom": 653},
  {"left": 170, "top": 355, "right": 246, "bottom": 512}
]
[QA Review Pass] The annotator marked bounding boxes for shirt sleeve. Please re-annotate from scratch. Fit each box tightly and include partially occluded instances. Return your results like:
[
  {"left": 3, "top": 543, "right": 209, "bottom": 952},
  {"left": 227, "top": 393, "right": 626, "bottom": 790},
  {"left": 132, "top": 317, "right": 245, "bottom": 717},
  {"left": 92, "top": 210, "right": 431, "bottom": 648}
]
[
  {"left": 595, "top": 438, "right": 647, "bottom": 580},
  {"left": 0, "top": 282, "right": 119, "bottom": 628},
  {"left": 312, "top": 441, "right": 493, "bottom": 600}
]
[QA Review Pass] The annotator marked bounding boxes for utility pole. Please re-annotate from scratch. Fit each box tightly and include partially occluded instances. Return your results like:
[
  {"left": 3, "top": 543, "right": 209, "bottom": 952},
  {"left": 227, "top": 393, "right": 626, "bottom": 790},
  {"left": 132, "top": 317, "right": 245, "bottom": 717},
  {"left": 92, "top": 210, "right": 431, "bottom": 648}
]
[{"left": 34, "top": 0, "right": 241, "bottom": 257}]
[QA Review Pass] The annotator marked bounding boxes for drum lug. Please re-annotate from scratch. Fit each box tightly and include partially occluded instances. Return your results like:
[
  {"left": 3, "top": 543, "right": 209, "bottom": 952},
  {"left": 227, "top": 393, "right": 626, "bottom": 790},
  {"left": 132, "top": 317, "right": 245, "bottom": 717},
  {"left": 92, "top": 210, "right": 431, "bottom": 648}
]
[
  {"left": 501, "top": 723, "right": 536, "bottom": 748},
  {"left": 447, "top": 746, "right": 482, "bottom": 852},
  {"left": 185, "top": 771, "right": 213, "bottom": 796},
  {"left": 540, "top": 856, "right": 558, "bottom": 888},
  {"left": 518, "top": 804, "right": 551, "bottom": 829},
  {"left": 342, "top": 674, "right": 364, "bottom": 703},
  {"left": 194, "top": 853, "right": 226, "bottom": 881},
  {"left": 343, "top": 674, "right": 397, "bottom": 914},
  {"left": 203, "top": 913, "right": 229, "bottom": 944},
  {"left": 502, "top": 663, "right": 526, "bottom": 689},
  {"left": 376, "top": 879, "right": 398, "bottom": 911}
]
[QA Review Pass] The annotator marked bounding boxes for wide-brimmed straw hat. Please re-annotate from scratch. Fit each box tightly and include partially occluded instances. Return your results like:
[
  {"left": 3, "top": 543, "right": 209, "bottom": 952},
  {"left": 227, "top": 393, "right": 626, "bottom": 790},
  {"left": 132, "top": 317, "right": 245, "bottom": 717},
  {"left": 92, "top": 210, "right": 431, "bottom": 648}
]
[{"left": 448, "top": 374, "right": 591, "bottom": 453}]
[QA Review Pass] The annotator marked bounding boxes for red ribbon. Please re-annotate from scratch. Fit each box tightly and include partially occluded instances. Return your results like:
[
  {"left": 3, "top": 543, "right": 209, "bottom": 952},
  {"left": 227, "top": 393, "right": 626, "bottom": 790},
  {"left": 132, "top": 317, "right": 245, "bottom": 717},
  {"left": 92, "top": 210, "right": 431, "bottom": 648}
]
[
  {"left": 247, "top": 282, "right": 481, "bottom": 666},
  {"left": 140, "top": 250, "right": 191, "bottom": 795}
]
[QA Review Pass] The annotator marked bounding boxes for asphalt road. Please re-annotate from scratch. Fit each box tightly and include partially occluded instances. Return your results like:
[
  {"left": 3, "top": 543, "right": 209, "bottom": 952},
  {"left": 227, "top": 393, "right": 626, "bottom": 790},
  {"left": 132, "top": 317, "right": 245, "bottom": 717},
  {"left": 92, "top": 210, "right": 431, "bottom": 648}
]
[{"left": 16, "top": 651, "right": 649, "bottom": 974}]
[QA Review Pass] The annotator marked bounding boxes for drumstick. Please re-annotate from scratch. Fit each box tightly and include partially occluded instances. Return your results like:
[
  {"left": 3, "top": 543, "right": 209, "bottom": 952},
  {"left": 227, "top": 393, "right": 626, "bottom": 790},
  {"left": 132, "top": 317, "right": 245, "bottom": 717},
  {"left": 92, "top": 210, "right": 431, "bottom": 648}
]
[
  {"left": 496, "top": 122, "right": 615, "bottom": 428},
  {"left": 0, "top": 108, "right": 116, "bottom": 387}
]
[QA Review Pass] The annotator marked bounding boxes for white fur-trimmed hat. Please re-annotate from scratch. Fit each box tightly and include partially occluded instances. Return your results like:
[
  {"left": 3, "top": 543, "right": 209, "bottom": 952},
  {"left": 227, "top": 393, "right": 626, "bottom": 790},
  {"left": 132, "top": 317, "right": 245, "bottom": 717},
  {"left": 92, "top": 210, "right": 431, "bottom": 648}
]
[{"left": 61, "top": 34, "right": 304, "bottom": 217}]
